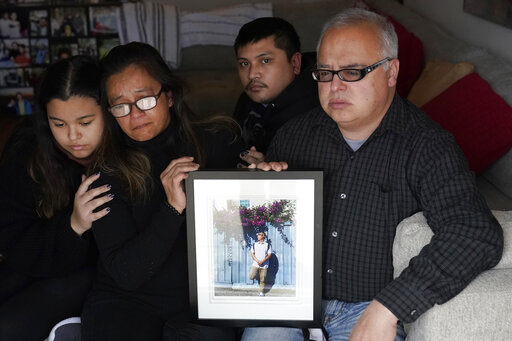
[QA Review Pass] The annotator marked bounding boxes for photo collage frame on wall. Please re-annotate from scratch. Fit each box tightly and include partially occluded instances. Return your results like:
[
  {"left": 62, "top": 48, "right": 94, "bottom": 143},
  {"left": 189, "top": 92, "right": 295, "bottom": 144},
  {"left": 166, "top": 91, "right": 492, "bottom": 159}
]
[{"left": 0, "top": 0, "right": 122, "bottom": 115}]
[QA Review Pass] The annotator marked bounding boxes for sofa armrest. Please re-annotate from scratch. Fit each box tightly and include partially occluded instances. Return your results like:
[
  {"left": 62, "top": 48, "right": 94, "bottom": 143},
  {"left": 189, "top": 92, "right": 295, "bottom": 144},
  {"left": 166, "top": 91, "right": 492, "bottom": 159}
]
[
  {"left": 405, "top": 268, "right": 512, "bottom": 341},
  {"left": 393, "top": 210, "right": 512, "bottom": 340},
  {"left": 393, "top": 210, "right": 511, "bottom": 276}
]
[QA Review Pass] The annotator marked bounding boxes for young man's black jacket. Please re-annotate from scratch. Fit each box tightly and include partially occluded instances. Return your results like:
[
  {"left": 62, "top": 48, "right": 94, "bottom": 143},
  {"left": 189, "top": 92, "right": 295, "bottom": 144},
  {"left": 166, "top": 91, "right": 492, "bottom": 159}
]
[{"left": 233, "top": 52, "right": 319, "bottom": 154}]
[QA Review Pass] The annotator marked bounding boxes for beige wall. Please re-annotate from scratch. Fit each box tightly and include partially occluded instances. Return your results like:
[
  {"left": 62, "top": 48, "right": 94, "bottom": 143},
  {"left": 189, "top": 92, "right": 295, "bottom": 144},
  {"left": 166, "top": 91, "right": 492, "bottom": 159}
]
[
  {"left": 404, "top": 0, "right": 512, "bottom": 65},
  {"left": 166, "top": 0, "right": 512, "bottom": 64},
  {"left": 163, "top": 0, "right": 512, "bottom": 64}
]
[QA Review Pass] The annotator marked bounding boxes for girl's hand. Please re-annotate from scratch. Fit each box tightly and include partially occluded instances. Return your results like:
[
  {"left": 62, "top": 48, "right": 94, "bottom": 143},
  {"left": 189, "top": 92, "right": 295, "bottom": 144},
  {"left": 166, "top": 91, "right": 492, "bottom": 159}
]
[
  {"left": 239, "top": 146, "right": 265, "bottom": 168},
  {"left": 160, "top": 156, "right": 199, "bottom": 214},
  {"left": 70, "top": 173, "right": 113, "bottom": 236}
]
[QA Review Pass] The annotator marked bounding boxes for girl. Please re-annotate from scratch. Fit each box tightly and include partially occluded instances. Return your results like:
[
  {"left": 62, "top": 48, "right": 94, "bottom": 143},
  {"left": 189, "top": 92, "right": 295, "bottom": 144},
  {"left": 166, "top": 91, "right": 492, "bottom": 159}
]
[{"left": 0, "top": 55, "right": 148, "bottom": 340}]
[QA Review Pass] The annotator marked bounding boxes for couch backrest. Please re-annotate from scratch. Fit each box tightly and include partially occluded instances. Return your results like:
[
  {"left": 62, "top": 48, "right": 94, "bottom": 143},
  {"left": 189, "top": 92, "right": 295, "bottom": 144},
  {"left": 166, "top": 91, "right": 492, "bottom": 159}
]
[{"left": 366, "top": 0, "right": 512, "bottom": 201}]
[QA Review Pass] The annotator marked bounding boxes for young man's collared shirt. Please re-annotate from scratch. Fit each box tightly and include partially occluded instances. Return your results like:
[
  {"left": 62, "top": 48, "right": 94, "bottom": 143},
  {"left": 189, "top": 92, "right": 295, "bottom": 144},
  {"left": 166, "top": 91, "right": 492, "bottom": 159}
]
[{"left": 266, "top": 94, "right": 503, "bottom": 323}]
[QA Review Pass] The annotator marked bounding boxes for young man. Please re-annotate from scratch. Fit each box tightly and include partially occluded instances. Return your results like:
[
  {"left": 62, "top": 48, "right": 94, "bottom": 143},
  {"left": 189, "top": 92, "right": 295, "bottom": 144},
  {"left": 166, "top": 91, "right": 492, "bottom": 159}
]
[
  {"left": 244, "top": 8, "right": 503, "bottom": 341},
  {"left": 233, "top": 17, "right": 319, "bottom": 164},
  {"left": 248, "top": 231, "right": 272, "bottom": 297}
]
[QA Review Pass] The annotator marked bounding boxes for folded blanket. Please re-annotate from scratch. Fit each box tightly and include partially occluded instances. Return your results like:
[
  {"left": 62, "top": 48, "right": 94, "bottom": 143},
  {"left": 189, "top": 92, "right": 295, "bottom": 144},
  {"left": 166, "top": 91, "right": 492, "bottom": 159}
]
[{"left": 180, "top": 3, "right": 272, "bottom": 48}]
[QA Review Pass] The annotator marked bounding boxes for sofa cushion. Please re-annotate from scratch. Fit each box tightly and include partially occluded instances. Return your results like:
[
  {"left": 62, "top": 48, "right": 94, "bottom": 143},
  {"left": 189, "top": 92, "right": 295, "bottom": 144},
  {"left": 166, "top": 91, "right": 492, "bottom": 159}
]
[
  {"left": 421, "top": 72, "right": 512, "bottom": 174},
  {"left": 405, "top": 268, "right": 512, "bottom": 341},
  {"left": 407, "top": 59, "right": 474, "bottom": 107}
]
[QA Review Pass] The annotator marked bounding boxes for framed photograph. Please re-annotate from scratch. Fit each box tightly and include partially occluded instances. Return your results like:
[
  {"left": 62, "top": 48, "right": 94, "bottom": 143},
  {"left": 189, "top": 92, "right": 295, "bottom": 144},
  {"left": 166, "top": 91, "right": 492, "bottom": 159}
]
[
  {"left": 89, "top": 6, "right": 119, "bottom": 35},
  {"left": 50, "top": 42, "right": 77, "bottom": 62},
  {"left": 186, "top": 169, "right": 323, "bottom": 327},
  {"left": 14, "top": 0, "right": 48, "bottom": 4},
  {"left": 97, "top": 37, "right": 119, "bottom": 58},
  {"left": 0, "top": 68, "right": 26, "bottom": 87},
  {"left": 0, "top": 8, "right": 29, "bottom": 39},
  {"left": 52, "top": 0, "right": 86, "bottom": 4},
  {"left": 30, "top": 38, "right": 49, "bottom": 65},
  {"left": 29, "top": 9, "right": 49, "bottom": 37},
  {"left": 0, "top": 86, "right": 33, "bottom": 117},
  {"left": 24, "top": 66, "right": 44, "bottom": 88},
  {"left": 1, "top": 38, "right": 30, "bottom": 68},
  {"left": 77, "top": 37, "right": 97, "bottom": 57},
  {"left": 50, "top": 6, "right": 87, "bottom": 37}
]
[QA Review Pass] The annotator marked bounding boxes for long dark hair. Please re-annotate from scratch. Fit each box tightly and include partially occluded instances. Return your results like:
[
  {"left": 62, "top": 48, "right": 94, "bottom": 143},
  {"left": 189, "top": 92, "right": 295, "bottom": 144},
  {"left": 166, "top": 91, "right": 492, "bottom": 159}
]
[
  {"left": 100, "top": 42, "right": 238, "bottom": 167},
  {"left": 31, "top": 55, "right": 149, "bottom": 218}
]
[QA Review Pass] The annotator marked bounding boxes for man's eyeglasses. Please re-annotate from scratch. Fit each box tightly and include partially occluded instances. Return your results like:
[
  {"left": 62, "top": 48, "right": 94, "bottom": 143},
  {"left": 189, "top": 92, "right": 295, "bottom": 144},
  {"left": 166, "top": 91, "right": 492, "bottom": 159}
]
[
  {"left": 109, "top": 87, "right": 164, "bottom": 118},
  {"left": 312, "top": 58, "right": 392, "bottom": 83}
]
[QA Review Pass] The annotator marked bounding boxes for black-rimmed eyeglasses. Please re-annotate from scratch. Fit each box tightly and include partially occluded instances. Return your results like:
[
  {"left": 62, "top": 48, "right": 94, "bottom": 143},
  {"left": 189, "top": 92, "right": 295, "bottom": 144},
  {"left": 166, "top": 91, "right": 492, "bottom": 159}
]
[
  {"left": 312, "top": 58, "right": 392, "bottom": 83},
  {"left": 109, "top": 87, "right": 164, "bottom": 118}
]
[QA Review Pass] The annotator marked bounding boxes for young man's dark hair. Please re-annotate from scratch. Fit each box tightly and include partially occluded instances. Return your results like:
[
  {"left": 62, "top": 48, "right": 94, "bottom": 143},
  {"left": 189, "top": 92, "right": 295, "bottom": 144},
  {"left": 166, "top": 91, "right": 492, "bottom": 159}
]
[{"left": 234, "top": 17, "right": 300, "bottom": 60}]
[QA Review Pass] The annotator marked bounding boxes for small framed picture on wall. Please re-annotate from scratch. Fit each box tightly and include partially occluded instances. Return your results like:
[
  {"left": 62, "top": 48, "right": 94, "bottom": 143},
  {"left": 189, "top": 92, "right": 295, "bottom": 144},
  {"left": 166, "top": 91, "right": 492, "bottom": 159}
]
[
  {"left": 0, "top": 8, "right": 30, "bottom": 39},
  {"left": 50, "top": 6, "right": 88, "bottom": 37},
  {"left": 50, "top": 42, "right": 77, "bottom": 62},
  {"left": 1, "top": 38, "right": 30, "bottom": 68},
  {"left": 29, "top": 9, "right": 49, "bottom": 37},
  {"left": 89, "top": 6, "right": 119, "bottom": 35},
  {"left": 97, "top": 36, "right": 119, "bottom": 58}
]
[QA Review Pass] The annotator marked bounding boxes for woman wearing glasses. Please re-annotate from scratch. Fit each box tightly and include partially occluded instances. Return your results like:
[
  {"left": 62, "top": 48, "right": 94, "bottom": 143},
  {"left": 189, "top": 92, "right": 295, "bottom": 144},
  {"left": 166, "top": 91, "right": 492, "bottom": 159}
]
[
  {"left": 0, "top": 56, "right": 148, "bottom": 340},
  {"left": 81, "top": 42, "right": 241, "bottom": 340}
]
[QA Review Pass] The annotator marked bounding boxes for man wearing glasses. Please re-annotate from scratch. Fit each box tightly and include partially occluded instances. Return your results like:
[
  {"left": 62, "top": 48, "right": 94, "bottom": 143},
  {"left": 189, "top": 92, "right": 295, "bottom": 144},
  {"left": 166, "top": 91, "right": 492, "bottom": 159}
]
[
  {"left": 233, "top": 17, "right": 319, "bottom": 165},
  {"left": 242, "top": 8, "right": 502, "bottom": 341}
]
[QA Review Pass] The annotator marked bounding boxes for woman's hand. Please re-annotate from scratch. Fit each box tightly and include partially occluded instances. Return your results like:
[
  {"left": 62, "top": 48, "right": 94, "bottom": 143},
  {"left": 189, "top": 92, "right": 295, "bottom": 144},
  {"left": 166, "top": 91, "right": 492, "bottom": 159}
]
[
  {"left": 70, "top": 173, "right": 113, "bottom": 236},
  {"left": 160, "top": 156, "right": 199, "bottom": 214}
]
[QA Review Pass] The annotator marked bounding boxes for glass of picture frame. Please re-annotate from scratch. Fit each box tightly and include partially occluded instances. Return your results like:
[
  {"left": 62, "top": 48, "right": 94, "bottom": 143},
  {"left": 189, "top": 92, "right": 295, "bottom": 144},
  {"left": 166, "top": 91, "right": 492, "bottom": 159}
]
[{"left": 186, "top": 169, "right": 323, "bottom": 327}]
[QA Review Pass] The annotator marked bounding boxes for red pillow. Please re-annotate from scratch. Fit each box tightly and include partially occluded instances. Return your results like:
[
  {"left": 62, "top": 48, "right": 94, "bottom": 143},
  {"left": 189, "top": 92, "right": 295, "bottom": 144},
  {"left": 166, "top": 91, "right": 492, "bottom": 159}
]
[
  {"left": 354, "top": 1, "right": 425, "bottom": 97},
  {"left": 422, "top": 72, "right": 512, "bottom": 173},
  {"left": 386, "top": 16, "right": 425, "bottom": 98}
]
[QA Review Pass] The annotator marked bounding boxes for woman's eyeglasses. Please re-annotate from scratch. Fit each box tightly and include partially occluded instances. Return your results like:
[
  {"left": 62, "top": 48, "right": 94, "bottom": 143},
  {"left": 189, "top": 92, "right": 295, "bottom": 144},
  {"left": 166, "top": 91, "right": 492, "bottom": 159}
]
[{"left": 109, "top": 87, "right": 164, "bottom": 118}]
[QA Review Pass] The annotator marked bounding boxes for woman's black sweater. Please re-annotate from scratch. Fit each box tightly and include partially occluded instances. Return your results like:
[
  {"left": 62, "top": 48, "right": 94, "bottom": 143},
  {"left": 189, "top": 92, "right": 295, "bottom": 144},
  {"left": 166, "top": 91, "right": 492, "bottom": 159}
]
[{"left": 90, "top": 124, "right": 242, "bottom": 317}]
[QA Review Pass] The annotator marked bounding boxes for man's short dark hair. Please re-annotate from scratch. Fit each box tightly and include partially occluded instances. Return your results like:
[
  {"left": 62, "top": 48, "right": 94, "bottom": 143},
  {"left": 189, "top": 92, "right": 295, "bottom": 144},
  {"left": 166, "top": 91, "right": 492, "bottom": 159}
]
[{"left": 234, "top": 17, "right": 301, "bottom": 60}]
